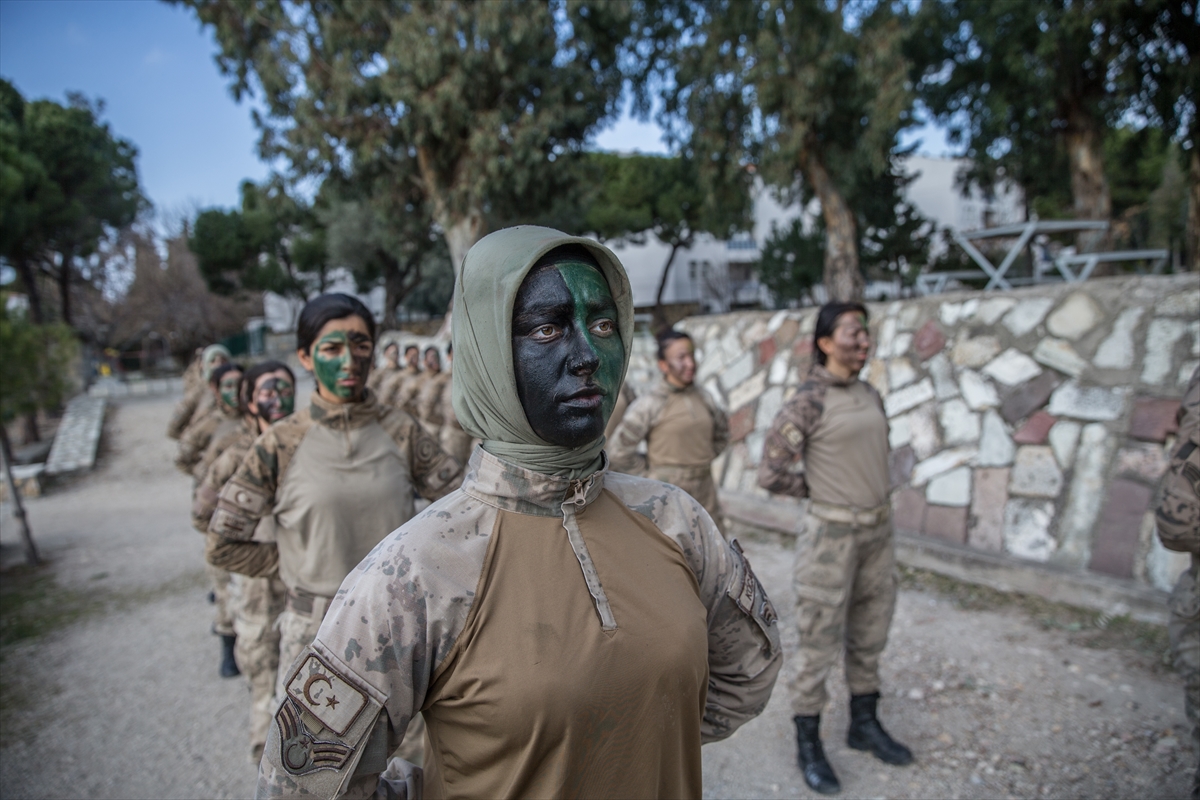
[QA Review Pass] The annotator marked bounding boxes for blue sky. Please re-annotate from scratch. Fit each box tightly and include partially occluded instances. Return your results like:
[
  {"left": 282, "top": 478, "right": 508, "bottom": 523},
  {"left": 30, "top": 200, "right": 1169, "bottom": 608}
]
[{"left": 0, "top": 0, "right": 947, "bottom": 215}]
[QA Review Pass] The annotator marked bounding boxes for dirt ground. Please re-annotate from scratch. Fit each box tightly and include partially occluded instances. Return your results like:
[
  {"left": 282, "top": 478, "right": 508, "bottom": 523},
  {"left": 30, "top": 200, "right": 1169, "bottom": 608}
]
[{"left": 0, "top": 392, "right": 1194, "bottom": 799}]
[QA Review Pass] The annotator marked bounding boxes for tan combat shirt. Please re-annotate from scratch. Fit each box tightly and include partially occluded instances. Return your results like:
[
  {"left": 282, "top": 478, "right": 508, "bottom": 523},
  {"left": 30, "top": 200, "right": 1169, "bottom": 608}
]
[
  {"left": 257, "top": 448, "right": 782, "bottom": 800},
  {"left": 415, "top": 371, "right": 450, "bottom": 433},
  {"left": 758, "top": 364, "right": 890, "bottom": 509},
  {"left": 176, "top": 401, "right": 238, "bottom": 475},
  {"left": 208, "top": 391, "right": 462, "bottom": 596},
  {"left": 609, "top": 381, "right": 729, "bottom": 475}
]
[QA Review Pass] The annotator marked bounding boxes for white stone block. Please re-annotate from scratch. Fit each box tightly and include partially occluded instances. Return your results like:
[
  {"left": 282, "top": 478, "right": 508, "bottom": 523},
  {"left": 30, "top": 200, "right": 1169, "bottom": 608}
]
[
  {"left": 939, "top": 301, "right": 965, "bottom": 327},
  {"left": 983, "top": 349, "right": 1043, "bottom": 386},
  {"left": 1047, "top": 381, "right": 1126, "bottom": 421},
  {"left": 928, "top": 353, "right": 959, "bottom": 400},
  {"left": 889, "top": 413, "right": 912, "bottom": 449},
  {"left": 1004, "top": 499, "right": 1057, "bottom": 562},
  {"left": 1045, "top": 292, "right": 1102, "bottom": 340},
  {"left": 721, "top": 351, "right": 756, "bottom": 391},
  {"left": 875, "top": 317, "right": 898, "bottom": 358},
  {"left": 978, "top": 410, "right": 1015, "bottom": 467},
  {"left": 897, "top": 304, "right": 922, "bottom": 331},
  {"left": 909, "top": 402, "right": 942, "bottom": 459},
  {"left": 723, "top": 446, "right": 746, "bottom": 490},
  {"left": 911, "top": 446, "right": 977, "bottom": 486},
  {"left": 1002, "top": 297, "right": 1054, "bottom": 337},
  {"left": 728, "top": 370, "right": 767, "bottom": 412},
  {"left": 939, "top": 398, "right": 980, "bottom": 445},
  {"left": 926, "top": 466, "right": 971, "bottom": 506},
  {"left": 1093, "top": 307, "right": 1143, "bottom": 370},
  {"left": 884, "top": 378, "right": 935, "bottom": 418},
  {"left": 768, "top": 354, "right": 789, "bottom": 385},
  {"left": 1146, "top": 535, "right": 1193, "bottom": 593},
  {"left": 865, "top": 359, "right": 889, "bottom": 396},
  {"left": 1033, "top": 337, "right": 1087, "bottom": 378},
  {"left": 1009, "top": 446, "right": 1063, "bottom": 498},
  {"left": 951, "top": 335, "right": 1002, "bottom": 368},
  {"left": 768, "top": 309, "right": 788, "bottom": 333},
  {"left": 959, "top": 369, "right": 1000, "bottom": 410},
  {"left": 1048, "top": 420, "right": 1081, "bottom": 469},
  {"left": 1055, "top": 423, "right": 1113, "bottom": 567},
  {"left": 1157, "top": 288, "right": 1200, "bottom": 317},
  {"left": 888, "top": 357, "right": 918, "bottom": 391},
  {"left": 975, "top": 297, "right": 1016, "bottom": 325},
  {"left": 755, "top": 386, "right": 784, "bottom": 431},
  {"left": 1180, "top": 360, "right": 1200, "bottom": 388},
  {"left": 892, "top": 332, "right": 912, "bottom": 357},
  {"left": 745, "top": 430, "right": 766, "bottom": 465},
  {"left": 1189, "top": 320, "right": 1200, "bottom": 356},
  {"left": 1141, "top": 317, "right": 1188, "bottom": 385}
]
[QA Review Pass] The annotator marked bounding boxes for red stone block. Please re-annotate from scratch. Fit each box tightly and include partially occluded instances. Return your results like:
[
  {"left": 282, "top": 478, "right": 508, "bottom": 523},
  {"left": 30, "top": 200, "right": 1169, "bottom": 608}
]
[
  {"left": 1088, "top": 478, "right": 1154, "bottom": 579},
  {"left": 793, "top": 337, "right": 813, "bottom": 358},
  {"left": 1000, "top": 371, "right": 1062, "bottom": 424},
  {"left": 913, "top": 320, "right": 946, "bottom": 361},
  {"left": 892, "top": 488, "right": 926, "bottom": 533},
  {"left": 728, "top": 403, "right": 757, "bottom": 442},
  {"left": 889, "top": 446, "right": 916, "bottom": 488},
  {"left": 924, "top": 505, "right": 968, "bottom": 545},
  {"left": 1128, "top": 397, "right": 1181, "bottom": 442},
  {"left": 758, "top": 336, "right": 777, "bottom": 366},
  {"left": 773, "top": 319, "right": 800, "bottom": 351},
  {"left": 1013, "top": 411, "right": 1058, "bottom": 444}
]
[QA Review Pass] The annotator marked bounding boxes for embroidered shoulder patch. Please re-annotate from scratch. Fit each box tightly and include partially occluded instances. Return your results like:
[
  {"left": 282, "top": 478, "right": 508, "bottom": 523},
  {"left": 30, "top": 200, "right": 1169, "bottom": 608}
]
[
  {"left": 276, "top": 698, "right": 355, "bottom": 776},
  {"left": 780, "top": 422, "right": 803, "bottom": 447},
  {"left": 284, "top": 653, "right": 369, "bottom": 736}
]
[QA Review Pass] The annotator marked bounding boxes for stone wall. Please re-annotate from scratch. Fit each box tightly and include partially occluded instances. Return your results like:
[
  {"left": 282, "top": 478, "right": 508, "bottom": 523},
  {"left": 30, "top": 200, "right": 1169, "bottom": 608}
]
[{"left": 625, "top": 274, "right": 1199, "bottom": 593}]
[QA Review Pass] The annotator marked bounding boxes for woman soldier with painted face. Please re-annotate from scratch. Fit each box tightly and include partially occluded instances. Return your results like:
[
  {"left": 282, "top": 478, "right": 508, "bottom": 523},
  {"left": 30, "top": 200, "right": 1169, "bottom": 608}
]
[
  {"left": 193, "top": 359, "right": 297, "bottom": 760},
  {"left": 206, "top": 294, "right": 463, "bottom": 710},
  {"left": 256, "top": 227, "right": 781, "bottom": 800}
]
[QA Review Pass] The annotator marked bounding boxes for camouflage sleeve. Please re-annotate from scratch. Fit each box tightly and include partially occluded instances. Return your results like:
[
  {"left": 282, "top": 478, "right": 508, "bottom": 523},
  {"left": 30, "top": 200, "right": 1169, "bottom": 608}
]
[
  {"left": 380, "top": 408, "right": 462, "bottom": 502},
  {"left": 210, "top": 419, "right": 302, "bottom": 543},
  {"left": 207, "top": 531, "right": 279, "bottom": 577},
  {"left": 608, "top": 392, "right": 665, "bottom": 475},
  {"left": 167, "top": 390, "right": 200, "bottom": 440},
  {"left": 756, "top": 380, "right": 827, "bottom": 498},
  {"left": 607, "top": 473, "right": 782, "bottom": 743},
  {"left": 395, "top": 378, "right": 423, "bottom": 417},
  {"left": 708, "top": 393, "right": 730, "bottom": 458},
  {"left": 176, "top": 413, "right": 216, "bottom": 475},
  {"left": 193, "top": 442, "right": 245, "bottom": 533},
  {"left": 1157, "top": 367, "right": 1200, "bottom": 554},
  {"left": 257, "top": 494, "right": 492, "bottom": 800}
]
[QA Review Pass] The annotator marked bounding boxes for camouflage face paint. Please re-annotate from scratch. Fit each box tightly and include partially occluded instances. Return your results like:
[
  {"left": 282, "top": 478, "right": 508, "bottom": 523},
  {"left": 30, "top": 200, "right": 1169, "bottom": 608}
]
[
  {"left": 559, "top": 261, "right": 624, "bottom": 422},
  {"left": 313, "top": 330, "right": 372, "bottom": 401},
  {"left": 219, "top": 372, "right": 243, "bottom": 412},
  {"left": 254, "top": 376, "right": 295, "bottom": 423}
]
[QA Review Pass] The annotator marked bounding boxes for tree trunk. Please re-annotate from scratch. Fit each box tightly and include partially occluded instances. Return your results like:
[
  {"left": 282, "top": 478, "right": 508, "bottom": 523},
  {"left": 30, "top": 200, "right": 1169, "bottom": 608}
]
[
  {"left": 443, "top": 211, "right": 486, "bottom": 278},
  {"left": 1064, "top": 107, "right": 1112, "bottom": 253},
  {"left": 803, "top": 148, "right": 862, "bottom": 302},
  {"left": 13, "top": 257, "right": 45, "bottom": 324},
  {"left": 652, "top": 242, "right": 682, "bottom": 332},
  {"left": 1188, "top": 148, "right": 1199, "bottom": 270},
  {"left": 57, "top": 250, "right": 73, "bottom": 326},
  {"left": 0, "top": 423, "right": 40, "bottom": 565}
]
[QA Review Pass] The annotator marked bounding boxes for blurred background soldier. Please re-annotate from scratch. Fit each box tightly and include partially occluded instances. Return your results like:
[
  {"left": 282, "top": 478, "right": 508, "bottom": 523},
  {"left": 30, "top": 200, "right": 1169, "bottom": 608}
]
[
  {"left": 610, "top": 328, "right": 729, "bottom": 536},
  {"left": 167, "top": 344, "right": 230, "bottom": 439},
  {"left": 176, "top": 362, "right": 243, "bottom": 477},
  {"left": 395, "top": 345, "right": 441, "bottom": 420},
  {"left": 193, "top": 359, "right": 296, "bottom": 761},
  {"left": 1156, "top": 365, "right": 1199, "bottom": 798},
  {"left": 439, "top": 343, "right": 475, "bottom": 466},
  {"left": 415, "top": 345, "right": 450, "bottom": 438},
  {"left": 380, "top": 344, "right": 421, "bottom": 407},
  {"left": 604, "top": 382, "right": 636, "bottom": 441},
  {"left": 367, "top": 341, "right": 402, "bottom": 396},
  {"left": 758, "top": 301, "right": 912, "bottom": 795}
]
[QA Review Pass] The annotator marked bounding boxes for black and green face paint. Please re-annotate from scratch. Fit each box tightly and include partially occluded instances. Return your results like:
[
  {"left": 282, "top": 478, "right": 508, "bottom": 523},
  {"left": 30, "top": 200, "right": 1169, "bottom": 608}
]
[
  {"left": 312, "top": 330, "right": 373, "bottom": 401},
  {"left": 218, "top": 372, "right": 242, "bottom": 412},
  {"left": 512, "top": 260, "right": 623, "bottom": 448},
  {"left": 254, "top": 376, "right": 295, "bottom": 423}
]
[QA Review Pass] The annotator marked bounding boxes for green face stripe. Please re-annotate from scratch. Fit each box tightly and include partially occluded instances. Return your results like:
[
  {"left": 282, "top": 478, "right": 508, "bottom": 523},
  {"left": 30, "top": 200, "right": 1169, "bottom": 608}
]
[
  {"left": 557, "top": 261, "right": 623, "bottom": 422},
  {"left": 219, "top": 374, "right": 241, "bottom": 411},
  {"left": 312, "top": 330, "right": 360, "bottom": 399}
]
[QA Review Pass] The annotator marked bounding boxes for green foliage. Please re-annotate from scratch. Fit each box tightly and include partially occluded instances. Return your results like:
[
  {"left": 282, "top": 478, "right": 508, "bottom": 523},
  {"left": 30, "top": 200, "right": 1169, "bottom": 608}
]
[
  {"left": 0, "top": 302, "right": 77, "bottom": 423},
  {"left": 756, "top": 219, "right": 824, "bottom": 306}
]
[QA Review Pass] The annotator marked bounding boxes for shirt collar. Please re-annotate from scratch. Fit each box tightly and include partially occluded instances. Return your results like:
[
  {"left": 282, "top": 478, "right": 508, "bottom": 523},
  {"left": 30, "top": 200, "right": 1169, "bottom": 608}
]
[{"left": 461, "top": 447, "right": 609, "bottom": 517}]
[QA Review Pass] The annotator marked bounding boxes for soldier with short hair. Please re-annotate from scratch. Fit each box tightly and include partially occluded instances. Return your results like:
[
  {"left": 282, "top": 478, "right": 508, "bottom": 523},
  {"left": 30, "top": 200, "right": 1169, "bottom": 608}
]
[
  {"left": 414, "top": 346, "right": 450, "bottom": 438},
  {"left": 1156, "top": 365, "right": 1200, "bottom": 798},
  {"left": 167, "top": 344, "right": 230, "bottom": 439},
  {"left": 255, "top": 226, "right": 781, "bottom": 800},
  {"left": 367, "top": 341, "right": 402, "bottom": 396},
  {"left": 176, "top": 361, "right": 244, "bottom": 476},
  {"left": 609, "top": 328, "right": 730, "bottom": 536},
  {"left": 758, "top": 301, "right": 912, "bottom": 795}
]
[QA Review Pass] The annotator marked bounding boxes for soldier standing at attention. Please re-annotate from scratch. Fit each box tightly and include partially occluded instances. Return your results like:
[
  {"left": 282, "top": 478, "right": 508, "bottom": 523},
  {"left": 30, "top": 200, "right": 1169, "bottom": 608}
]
[
  {"left": 438, "top": 343, "right": 475, "bottom": 466},
  {"left": 367, "top": 342, "right": 402, "bottom": 396},
  {"left": 206, "top": 293, "right": 461, "bottom": 703},
  {"left": 167, "top": 344, "right": 230, "bottom": 440},
  {"left": 758, "top": 301, "right": 912, "bottom": 795},
  {"left": 176, "top": 362, "right": 244, "bottom": 476},
  {"left": 255, "top": 226, "right": 781, "bottom": 800},
  {"left": 609, "top": 328, "right": 730, "bottom": 536},
  {"left": 193, "top": 360, "right": 296, "bottom": 760},
  {"left": 415, "top": 346, "right": 451, "bottom": 438},
  {"left": 1156, "top": 365, "right": 1199, "bottom": 798},
  {"left": 380, "top": 344, "right": 421, "bottom": 407}
]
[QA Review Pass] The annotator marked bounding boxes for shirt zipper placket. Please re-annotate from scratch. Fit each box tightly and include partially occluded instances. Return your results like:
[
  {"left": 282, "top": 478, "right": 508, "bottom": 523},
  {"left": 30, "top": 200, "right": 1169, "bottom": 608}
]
[{"left": 559, "top": 475, "right": 617, "bottom": 632}]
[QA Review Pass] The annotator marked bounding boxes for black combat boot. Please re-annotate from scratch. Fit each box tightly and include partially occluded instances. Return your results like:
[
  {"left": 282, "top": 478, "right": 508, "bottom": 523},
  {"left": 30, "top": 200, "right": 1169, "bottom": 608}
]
[
  {"left": 793, "top": 715, "right": 841, "bottom": 795},
  {"left": 219, "top": 634, "right": 240, "bottom": 678},
  {"left": 847, "top": 692, "right": 913, "bottom": 766}
]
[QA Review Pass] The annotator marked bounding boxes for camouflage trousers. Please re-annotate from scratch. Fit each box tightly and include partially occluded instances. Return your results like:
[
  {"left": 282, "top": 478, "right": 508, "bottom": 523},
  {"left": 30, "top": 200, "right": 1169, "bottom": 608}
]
[
  {"left": 648, "top": 464, "right": 727, "bottom": 539},
  {"left": 788, "top": 505, "right": 897, "bottom": 716},
  {"left": 231, "top": 574, "right": 287, "bottom": 756},
  {"left": 205, "top": 562, "right": 235, "bottom": 637},
  {"left": 1168, "top": 559, "right": 1200, "bottom": 765},
  {"left": 274, "top": 592, "right": 426, "bottom": 767}
]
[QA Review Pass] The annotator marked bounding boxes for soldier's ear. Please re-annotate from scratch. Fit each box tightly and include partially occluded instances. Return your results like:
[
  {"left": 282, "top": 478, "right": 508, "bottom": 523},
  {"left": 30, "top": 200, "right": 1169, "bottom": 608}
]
[{"left": 297, "top": 348, "right": 315, "bottom": 373}]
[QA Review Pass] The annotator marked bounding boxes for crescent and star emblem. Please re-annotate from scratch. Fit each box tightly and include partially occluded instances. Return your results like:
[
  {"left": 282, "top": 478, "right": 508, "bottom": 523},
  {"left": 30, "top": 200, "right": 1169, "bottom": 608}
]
[{"left": 303, "top": 674, "right": 333, "bottom": 704}]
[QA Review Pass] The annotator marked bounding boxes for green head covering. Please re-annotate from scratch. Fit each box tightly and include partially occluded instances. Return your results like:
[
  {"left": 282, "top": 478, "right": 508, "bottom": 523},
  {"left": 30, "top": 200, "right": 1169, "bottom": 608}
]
[
  {"left": 201, "top": 344, "right": 232, "bottom": 382},
  {"left": 452, "top": 226, "right": 634, "bottom": 478}
]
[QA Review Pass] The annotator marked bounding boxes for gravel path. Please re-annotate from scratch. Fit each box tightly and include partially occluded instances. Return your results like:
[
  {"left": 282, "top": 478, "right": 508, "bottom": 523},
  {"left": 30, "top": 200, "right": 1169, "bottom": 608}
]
[{"left": 1, "top": 392, "right": 1193, "bottom": 799}]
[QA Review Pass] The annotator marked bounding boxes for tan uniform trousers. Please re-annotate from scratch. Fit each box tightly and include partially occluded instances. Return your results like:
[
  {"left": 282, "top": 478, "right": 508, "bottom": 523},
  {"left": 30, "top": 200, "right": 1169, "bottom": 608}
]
[
  {"left": 648, "top": 464, "right": 727, "bottom": 539},
  {"left": 231, "top": 574, "right": 287, "bottom": 756},
  {"left": 205, "top": 560, "right": 235, "bottom": 637},
  {"left": 1168, "top": 558, "right": 1200, "bottom": 757},
  {"left": 275, "top": 590, "right": 426, "bottom": 767},
  {"left": 789, "top": 502, "right": 897, "bottom": 716}
]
